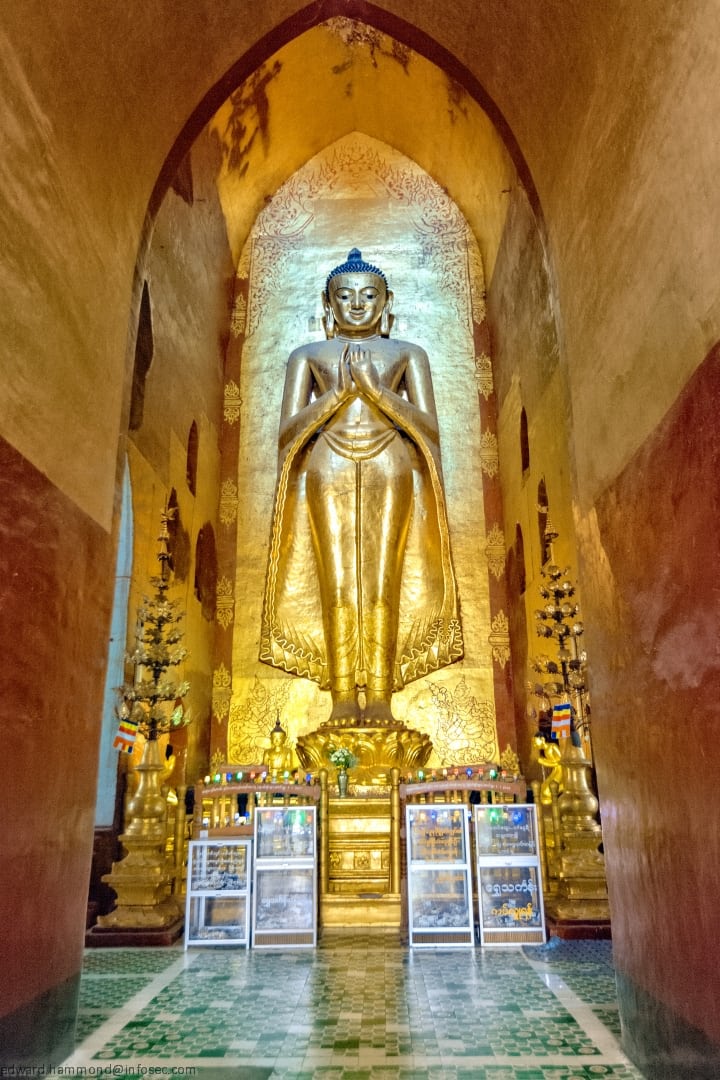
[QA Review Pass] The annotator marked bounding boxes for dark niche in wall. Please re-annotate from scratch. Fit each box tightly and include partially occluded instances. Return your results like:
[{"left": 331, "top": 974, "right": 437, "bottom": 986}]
[
  {"left": 520, "top": 406, "right": 530, "bottom": 475},
  {"left": 515, "top": 523, "right": 526, "bottom": 594},
  {"left": 537, "top": 478, "right": 550, "bottom": 566},
  {"left": 506, "top": 523, "right": 526, "bottom": 598},
  {"left": 167, "top": 489, "right": 191, "bottom": 582},
  {"left": 194, "top": 522, "right": 217, "bottom": 621},
  {"left": 171, "top": 151, "right": 194, "bottom": 206},
  {"left": 129, "top": 281, "right": 154, "bottom": 432},
  {"left": 186, "top": 421, "right": 199, "bottom": 496}
]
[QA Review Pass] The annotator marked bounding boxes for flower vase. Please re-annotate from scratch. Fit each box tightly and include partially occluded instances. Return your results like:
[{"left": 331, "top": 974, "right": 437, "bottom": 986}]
[{"left": 337, "top": 769, "right": 349, "bottom": 797}]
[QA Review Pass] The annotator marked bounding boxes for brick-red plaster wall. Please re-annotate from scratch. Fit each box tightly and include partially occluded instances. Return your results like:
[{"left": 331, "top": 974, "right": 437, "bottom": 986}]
[
  {"left": 589, "top": 344, "right": 720, "bottom": 1042},
  {"left": 0, "top": 436, "right": 113, "bottom": 1017}
]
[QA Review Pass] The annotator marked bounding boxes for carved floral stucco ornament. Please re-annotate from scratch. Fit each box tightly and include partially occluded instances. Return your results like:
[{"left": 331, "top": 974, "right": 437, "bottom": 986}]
[
  {"left": 210, "top": 747, "right": 226, "bottom": 774},
  {"left": 499, "top": 744, "right": 521, "bottom": 776},
  {"left": 480, "top": 430, "right": 499, "bottom": 479},
  {"left": 215, "top": 577, "right": 235, "bottom": 630},
  {"left": 219, "top": 479, "right": 238, "bottom": 526},
  {"left": 227, "top": 678, "right": 293, "bottom": 764},
  {"left": 474, "top": 353, "right": 494, "bottom": 400},
  {"left": 489, "top": 610, "right": 511, "bottom": 667},
  {"left": 484, "top": 523, "right": 506, "bottom": 582},
  {"left": 295, "top": 725, "right": 432, "bottom": 773},
  {"left": 424, "top": 677, "right": 498, "bottom": 764},
  {"left": 468, "top": 241, "right": 487, "bottom": 324},
  {"left": 212, "top": 663, "right": 232, "bottom": 723},
  {"left": 230, "top": 291, "right": 247, "bottom": 338},
  {"left": 223, "top": 380, "right": 242, "bottom": 425},
  {"left": 247, "top": 138, "right": 477, "bottom": 336}
]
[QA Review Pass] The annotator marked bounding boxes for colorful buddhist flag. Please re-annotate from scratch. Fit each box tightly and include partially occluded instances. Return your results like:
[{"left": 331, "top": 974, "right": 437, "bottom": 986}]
[
  {"left": 113, "top": 704, "right": 139, "bottom": 753},
  {"left": 551, "top": 702, "right": 573, "bottom": 739}
]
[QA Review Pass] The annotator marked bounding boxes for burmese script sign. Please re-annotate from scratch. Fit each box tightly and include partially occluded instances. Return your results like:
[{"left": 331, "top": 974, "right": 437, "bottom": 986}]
[
  {"left": 408, "top": 806, "right": 468, "bottom": 864},
  {"left": 252, "top": 806, "right": 317, "bottom": 948},
  {"left": 406, "top": 804, "right": 474, "bottom": 947},
  {"left": 474, "top": 803, "right": 546, "bottom": 945},
  {"left": 478, "top": 865, "right": 543, "bottom": 929},
  {"left": 475, "top": 804, "right": 538, "bottom": 857}
]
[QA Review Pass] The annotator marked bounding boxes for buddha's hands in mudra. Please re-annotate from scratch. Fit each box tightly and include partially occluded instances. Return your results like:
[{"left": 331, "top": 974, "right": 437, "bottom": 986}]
[{"left": 337, "top": 343, "right": 382, "bottom": 403}]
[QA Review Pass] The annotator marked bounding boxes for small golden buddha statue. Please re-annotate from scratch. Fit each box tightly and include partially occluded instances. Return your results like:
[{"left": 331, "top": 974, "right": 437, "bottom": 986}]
[
  {"left": 160, "top": 742, "right": 178, "bottom": 806},
  {"left": 262, "top": 719, "right": 295, "bottom": 778},
  {"left": 260, "top": 248, "right": 463, "bottom": 729},
  {"left": 533, "top": 732, "right": 563, "bottom": 805}
]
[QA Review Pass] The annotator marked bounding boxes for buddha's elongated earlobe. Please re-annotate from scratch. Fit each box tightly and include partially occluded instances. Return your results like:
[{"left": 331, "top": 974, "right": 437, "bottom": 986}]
[
  {"left": 380, "top": 291, "right": 394, "bottom": 337},
  {"left": 322, "top": 293, "right": 336, "bottom": 339}
]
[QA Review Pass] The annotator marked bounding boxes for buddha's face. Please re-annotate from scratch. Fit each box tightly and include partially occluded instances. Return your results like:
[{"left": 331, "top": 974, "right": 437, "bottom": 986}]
[{"left": 327, "top": 273, "right": 388, "bottom": 336}]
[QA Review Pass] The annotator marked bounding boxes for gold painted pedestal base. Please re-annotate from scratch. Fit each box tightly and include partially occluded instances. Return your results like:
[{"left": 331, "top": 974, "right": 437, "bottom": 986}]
[
  {"left": 97, "top": 739, "right": 180, "bottom": 933},
  {"left": 544, "top": 894, "right": 611, "bottom": 940},
  {"left": 538, "top": 744, "right": 612, "bottom": 937},
  {"left": 321, "top": 893, "right": 402, "bottom": 927},
  {"left": 96, "top": 837, "right": 180, "bottom": 930},
  {"left": 296, "top": 724, "right": 431, "bottom": 784},
  {"left": 545, "top": 849, "right": 611, "bottom": 929},
  {"left": 320, "top": 794, "right": 401, "bottom": 928}
]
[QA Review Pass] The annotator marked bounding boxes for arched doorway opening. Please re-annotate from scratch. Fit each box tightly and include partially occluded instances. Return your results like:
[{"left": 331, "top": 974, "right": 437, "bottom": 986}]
[
  {"left": 108, "top": 3, "right": 595, "bottom": 945},
  {"left": 120, "top": 11, "right": 562, "bottom": 791}
]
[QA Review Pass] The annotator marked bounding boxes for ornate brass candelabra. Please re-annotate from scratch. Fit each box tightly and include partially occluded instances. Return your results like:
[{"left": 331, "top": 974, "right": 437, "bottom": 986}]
[
  {"left": 98, "top": 510, "right": 190, "bottom": 931},
  {"left": 531, "top": 558, "right": 590, "bottom": 750},
  {"left": 528, "top": 536, "right": 609, "bottom": 925}
]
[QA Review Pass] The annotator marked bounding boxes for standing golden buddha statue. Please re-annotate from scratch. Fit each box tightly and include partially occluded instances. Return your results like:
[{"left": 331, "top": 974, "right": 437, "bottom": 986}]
[{"left": 260, "top": 249, "right": 462, "bottom": 750}]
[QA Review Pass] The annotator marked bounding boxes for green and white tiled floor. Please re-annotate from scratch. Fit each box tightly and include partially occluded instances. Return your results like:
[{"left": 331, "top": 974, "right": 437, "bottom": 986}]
[{"left": 63, "top": 932, "right": 644, "bottom": 1078}]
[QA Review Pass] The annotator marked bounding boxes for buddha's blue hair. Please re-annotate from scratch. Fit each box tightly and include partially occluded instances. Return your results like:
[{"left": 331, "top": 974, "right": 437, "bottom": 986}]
[{"left": 325, "top": 248, "right": 388, "bottom": 294}]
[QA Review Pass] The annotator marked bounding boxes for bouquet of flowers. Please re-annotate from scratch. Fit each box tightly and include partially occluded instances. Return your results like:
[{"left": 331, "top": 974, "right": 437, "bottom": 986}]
[{"left": 329, "top": 747, "right": 357, "bottom": 771}]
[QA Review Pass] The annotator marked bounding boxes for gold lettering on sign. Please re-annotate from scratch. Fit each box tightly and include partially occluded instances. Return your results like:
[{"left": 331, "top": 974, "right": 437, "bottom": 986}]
[
  {"left": 409, "top": 811, "right": 466, "bottom": 862},
  {"left": 490, "top": 902, "right": 535, "bottom": 922}
]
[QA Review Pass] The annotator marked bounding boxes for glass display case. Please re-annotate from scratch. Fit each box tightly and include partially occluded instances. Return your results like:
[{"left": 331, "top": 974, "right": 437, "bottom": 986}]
[
  {"left": 405, "top": 804, "right": 474, "bottom": 947},
  {"left": 474, "top": 803, "right": 546, "bottom": 945},
  {"left": 252, "top": 806, "right": 317, "bottom": 947},
  {"left": 184, "top": 838, "right": 251, "bottom": 947}
]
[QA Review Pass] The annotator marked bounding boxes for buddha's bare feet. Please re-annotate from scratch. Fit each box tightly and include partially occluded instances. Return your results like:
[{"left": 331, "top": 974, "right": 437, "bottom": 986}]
[
  {"left": 362, "top": 696, "right": 396, "bottom": 727},
  {"left": 327, "top": 696, "right": 361, "bottom": 726}
]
